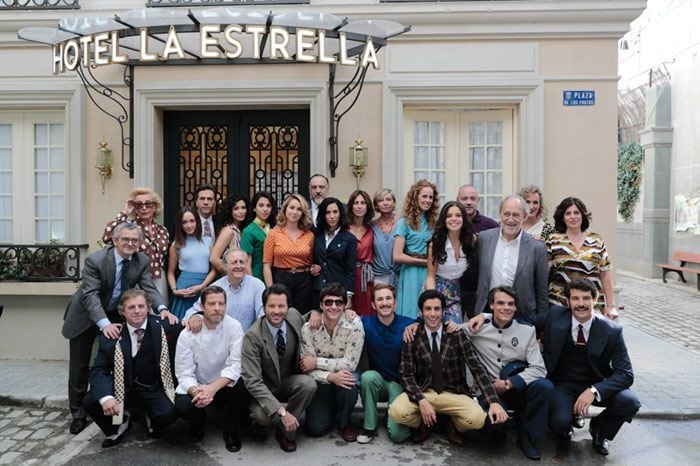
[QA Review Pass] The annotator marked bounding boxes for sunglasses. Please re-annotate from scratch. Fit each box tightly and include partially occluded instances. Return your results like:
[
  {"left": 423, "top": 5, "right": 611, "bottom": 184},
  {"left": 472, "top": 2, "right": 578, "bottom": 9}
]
[
  {"left": 131, "top": 201, "right": 156, "bottom": 209},
  {"left": 322, "top": 298, "right": 345, "bottom": 307}
]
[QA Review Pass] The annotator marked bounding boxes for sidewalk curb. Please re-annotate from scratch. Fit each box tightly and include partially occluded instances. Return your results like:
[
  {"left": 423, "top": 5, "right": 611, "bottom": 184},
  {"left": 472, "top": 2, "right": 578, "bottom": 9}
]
[{"left": 0, "top": 394, "right": 68, "bottom": 411}]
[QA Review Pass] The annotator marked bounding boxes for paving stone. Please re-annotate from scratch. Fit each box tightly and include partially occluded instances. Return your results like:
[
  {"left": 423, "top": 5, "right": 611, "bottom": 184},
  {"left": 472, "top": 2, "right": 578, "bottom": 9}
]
[
  {"left": 0, "top": 420, "right": 10, "bottom": 430},
  {"left": 11, "top": 431, "right": 31, "bottom": 441},
  {"left": 43, "top": 412, "right": 60, "bottom": 421},
  {"left": 15, "top": 417, "right": 34, "bottom": 426},
  {"left": 0, "top": 452, "right": 22, "bottom": 465},
  {"left": 0, "top": 441, "right": 16, "bottom": 454},
  {"left": 29, "top": 411, "right": 44, "bottom": 417},
  {"left": 4, "top": 410, "right": 23, "bottom": 419},
  {"left": 2, "top": 429, "right": 18, "bottom": 437},
  {"left": 29, "top": 429, "right": 53, "bottom": 441},
  {"left": 18, "top": 441, "right": 37, "bottom": 452}
]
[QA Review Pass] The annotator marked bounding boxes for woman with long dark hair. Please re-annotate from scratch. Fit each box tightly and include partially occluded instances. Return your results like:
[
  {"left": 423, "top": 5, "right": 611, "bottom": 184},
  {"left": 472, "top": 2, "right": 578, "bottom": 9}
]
[
  {"left": 210, "top": 194, "right": 250, "bottom": 274},
  {"left": 310, "top": 197, "right": 357, "bottom": 309},
  {"left": 424, "top": 202, "right": 475, "bottom": 323},
  {"left": 167, "top": 206, "right": 216, "bottom": 319},
  {"left": 347, "top": 190, "right": 375, "bottom": 316},
  {"left": 240, "top": 191, "right": 276, "bottom": 281}
]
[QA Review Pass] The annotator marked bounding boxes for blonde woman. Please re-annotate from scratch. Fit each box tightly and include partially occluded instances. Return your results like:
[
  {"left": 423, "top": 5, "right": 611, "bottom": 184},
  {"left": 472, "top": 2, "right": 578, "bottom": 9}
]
[
  {"left": 102, "top": 187, "right": 169, "bottom": 281},
  {"left": 518, "top": 185, "right": 553, "bottom": 242},
  {"left": 263, "top": 194, "right": 314, "bottom": 313}
]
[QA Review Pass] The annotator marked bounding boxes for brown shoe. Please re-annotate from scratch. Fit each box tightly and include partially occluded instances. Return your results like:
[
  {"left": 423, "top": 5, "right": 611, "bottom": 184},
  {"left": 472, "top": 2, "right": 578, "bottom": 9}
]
[
  {"left": 411, "top": 423, "right": 430, "bottom": 444},
  {"left": 275, "top": 428, "right": 297, "bottom": 452},
  {"left": 341, "top": 423, "right": 358, "bottom": 442},
  {"left": 445, "top": 419, "right": 464, "bottom": 446}
]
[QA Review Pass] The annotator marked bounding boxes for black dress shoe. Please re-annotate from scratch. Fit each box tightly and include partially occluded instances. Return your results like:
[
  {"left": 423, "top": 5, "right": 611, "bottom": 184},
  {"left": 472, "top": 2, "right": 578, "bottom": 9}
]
[
  {"left": 410, "top": 423, "right": 430, "bottom": 444},
  {"left": 517, "top": 431, "right": 541, "bottom": 461},
  {"left": 69, "top": 417, "right": 87, "bottom": 435},
  {"left": 572, "top": 415, "right": 586, "bottom": 429},
  {"left": 101, "top": 419, "right": 132, "bottom": 449},
  {"left": 275, "top": 427, "right": 297, "bottom": 452},
  {"left": 224, "top": 430, "right": 242, "bottom": 452},
  {"left": 555, "top": 428, "right": 573, "bottom": 453},
  {"left": 589, "top": 419, "right": 610, "bottom": 456}
]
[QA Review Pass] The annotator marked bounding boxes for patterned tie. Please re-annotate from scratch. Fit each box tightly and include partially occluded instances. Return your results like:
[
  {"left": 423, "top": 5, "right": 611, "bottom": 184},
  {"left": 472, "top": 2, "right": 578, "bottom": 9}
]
[
  {"left": 112, "top": 325, "right": 175, "bottom": 426},
  {"left": 134, "top": 328, "right": 145, "bottom": 353},
  {"left": 120, "top": 258, "right": 130, "bottom": 296},
  {"left": 276, "top": 329, "right": 286, "bottom": 357},
  {"left": 576, "top": 324, "right": 586, "bottom": 347},
  {"left": 203, "top": 219, "right": 212, "bottom": 238},
  {"left": 430, "top": 332, "right": 444, "bottom": 394}
]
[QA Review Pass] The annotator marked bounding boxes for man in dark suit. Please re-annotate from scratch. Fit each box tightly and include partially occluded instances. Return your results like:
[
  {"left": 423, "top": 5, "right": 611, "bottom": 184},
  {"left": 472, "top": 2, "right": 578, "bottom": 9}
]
[
  {"left": 537, "top": 279, "right": 640, "bottom": 456},
  {"left": 82, "top": 289, "right": 178, "bottom": 448},
  {"left": 474, "top": 195, "right": 548, "bottom": 318},
  {"left": 62, "top": 221, "right": 176, "bottom": 434},
  {"left": 389, "top": 289, "right": 508, "bottom": 445},
  {"left": 308, "top": 174, "right": 329, "bottom": 227},
  {"left": 241, "top": 284, "right": 317, "bottom": 452}
]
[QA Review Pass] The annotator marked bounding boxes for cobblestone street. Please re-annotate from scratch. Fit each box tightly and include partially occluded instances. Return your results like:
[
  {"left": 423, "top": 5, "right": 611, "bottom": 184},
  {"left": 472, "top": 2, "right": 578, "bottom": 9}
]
[{"left": 0, "top": 406, "right": 72, "bottom": 465}]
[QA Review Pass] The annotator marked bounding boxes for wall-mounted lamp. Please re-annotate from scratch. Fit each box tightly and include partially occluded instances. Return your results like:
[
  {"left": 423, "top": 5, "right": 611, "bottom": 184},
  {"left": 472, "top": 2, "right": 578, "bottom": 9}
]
[
  {"left": 95, "top": 139, "right": 113, "bottom": 194},
  {"left": 349, "top": 138, "right": 367, "bottom": 187}
]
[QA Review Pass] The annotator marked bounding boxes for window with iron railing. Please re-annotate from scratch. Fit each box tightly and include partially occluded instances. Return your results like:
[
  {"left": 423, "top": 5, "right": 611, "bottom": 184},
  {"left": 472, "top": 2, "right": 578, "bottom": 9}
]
[{"left": 0, "top": 0, "right": 79, "bottom": 9}]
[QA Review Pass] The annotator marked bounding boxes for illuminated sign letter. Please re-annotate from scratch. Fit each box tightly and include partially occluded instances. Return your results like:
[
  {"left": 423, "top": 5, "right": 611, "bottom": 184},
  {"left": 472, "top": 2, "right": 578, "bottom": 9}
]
[
  {"left": 338, "top": 33, "right": 357, "bottom": 66},
  {"left": 296, "top": 28, "right": 316, "bottom": 63},
  {"left": 79, "top": 35, "right": 92, "bottom": 66},
  {"left": 93, "top": 32, "right": 110, "bottom": 66},
  {"left": 53, "top": 44, "right": 64, "bottom": 75},
  {"left": 246, "top": 25, "right": 265, "bottom": 59},
  {"left": 223, "top": 25, "right": 243, "bottom": 59},
  {"left": 269, "top": 26, "right": 290, "bottom": 60},
  {"left": 140, "top": 28, "right": 158, "bottom": 61},
  {"left": 200, "top": 24, "right": 221, "bottom": 59},
  {"left": 360, "top": 38, "right": 379, "bottom": 70},
  {"left": 110, "top": 31, "right": 128, "bottom": 64},
  {"left": 317, "top": 30, "right": 337, "bottom": 64},
  {"left": 161, "top": 25, "right": 185, "bottom": 60},
  {"left": 63, "top": 40, "right": 80, "bottom": 71}
]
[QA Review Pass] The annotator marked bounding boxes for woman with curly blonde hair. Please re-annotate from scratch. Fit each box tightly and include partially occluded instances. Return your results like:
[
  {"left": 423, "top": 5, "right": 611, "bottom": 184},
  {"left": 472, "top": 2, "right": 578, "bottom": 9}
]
[
  {"left": 263, "top": 193, "right": 314, "bottom": 313},
  {"left": 392, "top": 179, "right": 439, "bottom": 318},
  {"left": 518, "top": 185, "right": 553, "bottom": 242},
  {"left": 102, "top": 187, "right": 169, "bottom": 281}
]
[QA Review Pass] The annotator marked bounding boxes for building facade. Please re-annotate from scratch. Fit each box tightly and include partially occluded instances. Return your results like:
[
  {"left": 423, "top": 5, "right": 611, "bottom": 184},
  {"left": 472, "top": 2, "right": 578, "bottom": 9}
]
[{"left": 0, "top": 0, "right": 645, "bottom": 359}]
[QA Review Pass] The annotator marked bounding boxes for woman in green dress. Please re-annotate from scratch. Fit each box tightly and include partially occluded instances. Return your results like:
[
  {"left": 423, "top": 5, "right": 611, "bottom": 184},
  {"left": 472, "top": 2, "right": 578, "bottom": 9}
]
[{"left": 240, "top": 191, "right": 276, "bottom": 281}]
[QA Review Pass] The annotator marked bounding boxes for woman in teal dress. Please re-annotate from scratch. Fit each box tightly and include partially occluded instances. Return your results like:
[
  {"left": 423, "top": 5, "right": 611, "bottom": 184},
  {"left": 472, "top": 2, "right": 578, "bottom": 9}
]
[
  {"left": 392, "top": 179, "right": 440, "bottom": 318},
  {"left": 240, "top": 191, "right": 276, "bottom": 281}
]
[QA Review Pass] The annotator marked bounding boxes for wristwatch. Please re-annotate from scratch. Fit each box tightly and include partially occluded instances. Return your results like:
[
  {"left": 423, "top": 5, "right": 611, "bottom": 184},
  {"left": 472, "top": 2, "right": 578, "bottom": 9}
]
[
  {"left": 504, "top": 379, "right": 511, "bottom": 391},
  {"left": 278, "top": 407, "right": 287, "bottom": 417}
]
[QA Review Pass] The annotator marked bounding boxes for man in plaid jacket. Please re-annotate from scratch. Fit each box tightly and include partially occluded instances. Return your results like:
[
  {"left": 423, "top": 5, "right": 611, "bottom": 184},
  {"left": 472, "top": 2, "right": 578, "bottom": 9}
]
[{"left": 388, "top": 289, "right": 508, "bottom": 444}]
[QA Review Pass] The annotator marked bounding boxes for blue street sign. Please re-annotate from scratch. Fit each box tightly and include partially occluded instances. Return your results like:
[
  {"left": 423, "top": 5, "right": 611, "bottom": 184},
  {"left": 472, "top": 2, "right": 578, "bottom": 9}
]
[{"left": 563, "top": 90, "right": 595, "bottom": 106}]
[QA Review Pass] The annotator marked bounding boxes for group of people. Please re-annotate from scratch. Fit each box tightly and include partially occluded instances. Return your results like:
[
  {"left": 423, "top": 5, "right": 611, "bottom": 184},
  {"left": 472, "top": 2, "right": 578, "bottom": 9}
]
[{"left": 60, "top": 175, "right": 639, "bottom": 460}]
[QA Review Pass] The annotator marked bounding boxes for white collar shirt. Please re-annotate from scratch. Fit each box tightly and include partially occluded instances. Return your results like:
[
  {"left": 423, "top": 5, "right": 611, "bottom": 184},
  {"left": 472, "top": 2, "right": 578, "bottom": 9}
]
[
  {"left": 425, "top": 325, "right": 443, "bottom": 351},
  {"left": 490, "top": 229, "right": 523, "bottom": 289},
  {"left": 126, "top": 320, "right": 148, "bottom": 358},
  {"left": 571, "top": 315, "right": 594, "bottom": 344}
]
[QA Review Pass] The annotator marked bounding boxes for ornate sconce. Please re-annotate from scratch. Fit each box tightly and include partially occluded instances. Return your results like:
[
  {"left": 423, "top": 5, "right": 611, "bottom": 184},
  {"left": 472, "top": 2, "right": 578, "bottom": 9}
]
[
  {"left": 349, "top": 138, "right": 367, "bottom": 187},
  {"left": 95, "top": 139, "right": 113, "bottom": 194}
]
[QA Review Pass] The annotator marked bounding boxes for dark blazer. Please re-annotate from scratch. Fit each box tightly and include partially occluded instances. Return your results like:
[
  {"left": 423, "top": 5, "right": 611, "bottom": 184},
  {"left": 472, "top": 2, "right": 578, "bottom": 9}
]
[
  {"left": 89, "top": 315, "right": 177, "bottom": 401},
  {"left": 312, "top": 229, "right": 357, "bottom": 292},
  {"left": 241, "top": 308, "right": 306, "bottom": 416},
  {"left": 62, "top": 247, "right": 166, "bottom": 339},
  {"left": 474, "top": 228, "right": 548, "bottom": 318},
  {"left": 398, "top": 324, "right": 499, "bottom": 405},
  {"left": 534, "top": 305, "right": 634, "bottom": 402}
]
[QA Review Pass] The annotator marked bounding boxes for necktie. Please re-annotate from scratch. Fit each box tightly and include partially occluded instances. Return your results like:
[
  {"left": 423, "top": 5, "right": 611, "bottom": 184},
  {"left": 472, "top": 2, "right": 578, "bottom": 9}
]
[
  {"left": 120, "top": 258, "right": 130, "bottom": 296},
  {"left": 134, "top": 328, "right": 145, "bottom": 354},
  {"left": 203, "top": 219, "right": 212, "bottom": 238},
  {"left": 276, "top": 329, "right": 286, "bottom": 357},
  {"left": 576, "top": 324, "right": 586, "bottom": 347},
  {"left": 430, "top": 332, "right": 444, "bottom": 394}
]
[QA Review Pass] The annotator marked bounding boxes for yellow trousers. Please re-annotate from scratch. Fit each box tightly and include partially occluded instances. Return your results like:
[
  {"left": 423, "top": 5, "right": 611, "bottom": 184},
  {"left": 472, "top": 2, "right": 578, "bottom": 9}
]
[{"left": 388, "top": 389, "right": 487, "bottom": 432}]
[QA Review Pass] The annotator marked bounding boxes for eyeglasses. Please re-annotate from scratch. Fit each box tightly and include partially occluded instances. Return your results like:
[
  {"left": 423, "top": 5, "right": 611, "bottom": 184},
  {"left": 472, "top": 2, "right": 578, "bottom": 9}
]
[
  {"left": 119, "top": 237, "right": 140, "bottom": 245},
  {"left": 133, "top": 201, "right": 155, "bottom": 209},
  {"left": 322, "top": 299, "right": 345, "bottom": 307}
]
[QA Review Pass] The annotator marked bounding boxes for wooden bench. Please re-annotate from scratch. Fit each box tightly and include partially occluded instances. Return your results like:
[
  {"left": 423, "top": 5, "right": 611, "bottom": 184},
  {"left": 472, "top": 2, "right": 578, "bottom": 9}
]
[{"left": 657, "top": 251, "right": 700, "bottom": 291}]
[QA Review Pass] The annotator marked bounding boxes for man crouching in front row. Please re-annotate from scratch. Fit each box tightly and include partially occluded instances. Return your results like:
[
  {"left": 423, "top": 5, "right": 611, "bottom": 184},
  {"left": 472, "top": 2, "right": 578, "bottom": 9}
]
[{"left": 388, "top": 289, "right": 508, "bottom": 444}]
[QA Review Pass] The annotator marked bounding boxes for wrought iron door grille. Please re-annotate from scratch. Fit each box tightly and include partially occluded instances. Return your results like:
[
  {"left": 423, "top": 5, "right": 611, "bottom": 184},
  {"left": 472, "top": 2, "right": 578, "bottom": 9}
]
[
  {"left": 249, "top": 125, "right": 299, "bottom": 208},
  {"left": 178, "top": 125, "right": 229, "bottom": 206}
]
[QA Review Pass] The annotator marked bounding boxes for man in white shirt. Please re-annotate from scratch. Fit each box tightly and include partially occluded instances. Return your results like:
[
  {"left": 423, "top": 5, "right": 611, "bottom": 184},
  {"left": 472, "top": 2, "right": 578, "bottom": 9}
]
[
  {"left": 195, "top": 183, "right": 217, "bottom": 241},
  {"left": 175, "top": 285, "right": 248, "bottom": 452},
  {"left": 474, "top": 195, "right": 548, "bottom": 319}
]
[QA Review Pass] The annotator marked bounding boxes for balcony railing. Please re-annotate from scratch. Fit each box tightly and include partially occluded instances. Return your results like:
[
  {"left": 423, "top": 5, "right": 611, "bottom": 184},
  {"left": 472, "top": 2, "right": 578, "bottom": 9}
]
[
  {"left": 0, "top": 244, "right": 89, "bottom": 282},
  {"left": 146, "top": 0, "right": 308, "bottom": 6},
  {"left": 0, "top": 0, "right": 79, "bottom": 9}
]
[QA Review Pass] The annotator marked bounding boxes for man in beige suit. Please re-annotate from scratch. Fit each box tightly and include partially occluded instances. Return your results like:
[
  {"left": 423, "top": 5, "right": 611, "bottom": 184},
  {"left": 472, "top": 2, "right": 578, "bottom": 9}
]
[{"left": 241, "top": 284, "right": 317, "bottom": 452}]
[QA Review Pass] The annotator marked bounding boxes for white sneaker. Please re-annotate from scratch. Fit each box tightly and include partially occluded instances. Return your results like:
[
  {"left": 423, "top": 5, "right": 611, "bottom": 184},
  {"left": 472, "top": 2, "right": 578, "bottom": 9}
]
[{"left": 357, "top": 429, "right": 376, "bottom": 444}]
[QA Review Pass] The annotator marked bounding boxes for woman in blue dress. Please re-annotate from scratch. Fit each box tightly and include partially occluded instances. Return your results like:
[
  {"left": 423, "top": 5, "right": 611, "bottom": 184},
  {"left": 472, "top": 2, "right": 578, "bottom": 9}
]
[
  {"left": 167, "top": 206, "right": 217, "bottom": 320},
  {"left": 392, "top": 179, "right": 439, "bottom": 318},
  {"left": 371, "top": 188, "right": 400, "bottom": 287}
]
